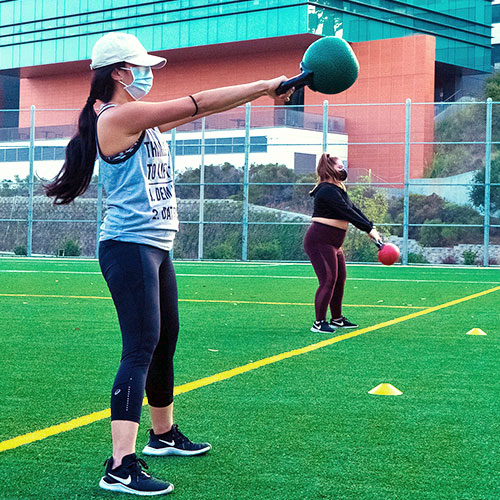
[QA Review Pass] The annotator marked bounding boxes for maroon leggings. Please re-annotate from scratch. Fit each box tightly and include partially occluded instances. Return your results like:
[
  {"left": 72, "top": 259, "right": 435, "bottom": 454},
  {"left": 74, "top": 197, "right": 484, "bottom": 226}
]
[{"left": 304, "top": 222, "right": 347, "bottom": 321}]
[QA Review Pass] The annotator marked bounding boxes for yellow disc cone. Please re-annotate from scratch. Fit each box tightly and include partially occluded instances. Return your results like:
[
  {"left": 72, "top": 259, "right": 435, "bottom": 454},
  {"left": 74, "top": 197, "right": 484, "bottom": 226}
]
[
  {"left": 368, "top": 383, "right": 403, "bottom": 396},
  {"left": 466, "top": 328, "right": 487, "bottom": 336}
]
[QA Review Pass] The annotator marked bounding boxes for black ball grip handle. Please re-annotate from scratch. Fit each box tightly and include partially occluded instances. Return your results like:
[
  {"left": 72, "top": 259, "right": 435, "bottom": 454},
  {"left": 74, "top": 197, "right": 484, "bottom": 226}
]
[{"left": 275, "top": 70, "right": 314, "bottom": 95}]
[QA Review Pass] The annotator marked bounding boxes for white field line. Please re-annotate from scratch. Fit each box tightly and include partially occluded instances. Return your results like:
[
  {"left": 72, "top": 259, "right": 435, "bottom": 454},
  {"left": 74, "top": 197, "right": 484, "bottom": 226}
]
[
  {"left": 0, "top": 269, "right": 499, "bottom": 285},
  {"left": 3, "top": 257, "right": 500, "bottom": 271}
]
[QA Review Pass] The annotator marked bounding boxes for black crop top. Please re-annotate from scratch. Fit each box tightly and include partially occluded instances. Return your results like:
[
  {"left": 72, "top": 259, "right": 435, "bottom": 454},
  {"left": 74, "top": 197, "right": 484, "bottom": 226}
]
[{"left": 310, "top": 182, "right": 373, "bottom": 233}]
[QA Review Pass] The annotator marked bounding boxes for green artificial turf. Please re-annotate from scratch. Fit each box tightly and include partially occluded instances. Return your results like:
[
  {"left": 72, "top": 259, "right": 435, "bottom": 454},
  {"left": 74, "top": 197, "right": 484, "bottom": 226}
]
[{"left": 0, "top": 258, "right": 499, "bottom": 499}]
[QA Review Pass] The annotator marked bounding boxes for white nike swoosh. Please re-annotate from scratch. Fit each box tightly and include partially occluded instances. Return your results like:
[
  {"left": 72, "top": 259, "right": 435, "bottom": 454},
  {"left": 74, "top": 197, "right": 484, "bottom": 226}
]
[
  {"left": 108, "top": 473, "right": 132, "bottom": 485},
  {"left": 159, "top": 439, "right": 176, "bottom": 446}
]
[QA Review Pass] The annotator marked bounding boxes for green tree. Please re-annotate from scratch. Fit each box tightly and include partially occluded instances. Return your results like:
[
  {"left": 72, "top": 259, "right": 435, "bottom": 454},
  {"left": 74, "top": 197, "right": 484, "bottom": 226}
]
[
  {"left": 419, "top": 218, "right": 446, "bottom": 247},
  {"left": 426, "top": 103, "right": 485, "bottom": 178},
  {"left": 426, "top": 71, "right": 500, "bottom": 179},
  {"left": 342, "top": 179, "right": 389, "bottom": 262},
  {"left": 175, "top": 163, "right": 242, "bottom": 200},
  {"left": 175, "top": 162, "right": 313, "bottom": 212},
  {"left": 470, "top": 155, "right": 500, "bottom": 213},
  {"left": 249, "top": 163, "right": 297, "bottom": 206},
  {"left": 290, "top": 173, "right": 316, "bottom": 214},
  {"left": 484, "top": 71, "right": 500, "bottom": 142},
  {"left": 485, "top": 71, "right": 500, "bottom": 102},
  {"left": 0, "top": 174, "right": 100, "bottom": 198},
  {"left": 0, "top": 175, "right": 29, "bottom": 196},
  {"left": 387, "top": 192, "right": 486, "bottom": 246}
]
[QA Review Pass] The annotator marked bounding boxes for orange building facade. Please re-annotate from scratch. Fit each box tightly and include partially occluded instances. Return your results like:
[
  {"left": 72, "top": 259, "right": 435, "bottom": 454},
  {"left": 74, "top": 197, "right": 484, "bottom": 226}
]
[{"left": 18, "top": 33, "right": 435, "bottom": 182}]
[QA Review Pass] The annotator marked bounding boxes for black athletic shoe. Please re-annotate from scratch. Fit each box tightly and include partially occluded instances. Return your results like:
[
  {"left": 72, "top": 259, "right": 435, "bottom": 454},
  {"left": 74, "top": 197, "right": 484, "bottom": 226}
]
[
  {"left": 142, "top": 425, "right": 212, "bottom": 457},
  {"left": 310, "top": 320, "right": 336, "bottom": 333},
  {"left": 330, "top": 316, "right": 358, "bottom": 329},
  {"left": 99, "top": 453, "right": 173, "bottom": 496}
]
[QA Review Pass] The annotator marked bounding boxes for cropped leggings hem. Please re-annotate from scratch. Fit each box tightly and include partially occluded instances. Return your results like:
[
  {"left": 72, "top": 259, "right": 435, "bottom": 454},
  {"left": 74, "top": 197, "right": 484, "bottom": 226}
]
[{"left": 99, "top": 240, "right": 179, "bottom": 423}]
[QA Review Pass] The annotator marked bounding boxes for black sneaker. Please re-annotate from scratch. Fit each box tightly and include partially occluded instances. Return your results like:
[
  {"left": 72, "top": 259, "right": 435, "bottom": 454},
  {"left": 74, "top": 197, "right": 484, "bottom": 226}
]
[
  {"left": 310, "top": 320, "right": 336, "bottom": 333},
  {"left": 99, "top": 453, "right": 173, "bottom": 496},
  {"left": 142, "top": 425, "right": 212, "bottom": 457},
  {"left": 330, "top": 316, "right": 358, "bottom": 329}
]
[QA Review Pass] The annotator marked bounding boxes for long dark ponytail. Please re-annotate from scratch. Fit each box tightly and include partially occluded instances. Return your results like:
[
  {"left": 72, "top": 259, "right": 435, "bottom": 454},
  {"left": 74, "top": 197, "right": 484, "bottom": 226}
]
[{"left": 45, "top": 62, "right": 123, "bottom": 204}]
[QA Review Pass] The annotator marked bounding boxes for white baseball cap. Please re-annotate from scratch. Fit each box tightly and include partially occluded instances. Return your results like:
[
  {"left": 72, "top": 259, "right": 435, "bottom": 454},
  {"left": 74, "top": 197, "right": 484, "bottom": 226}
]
[{"left": 90, "top": 32, "right": 167, "bottom": 70}]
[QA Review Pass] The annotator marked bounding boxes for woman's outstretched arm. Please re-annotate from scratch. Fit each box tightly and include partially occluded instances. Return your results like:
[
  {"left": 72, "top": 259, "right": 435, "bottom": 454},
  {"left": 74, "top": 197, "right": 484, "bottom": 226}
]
[{"left": 102, "top": 77, "right": 290, "bottom": 136}]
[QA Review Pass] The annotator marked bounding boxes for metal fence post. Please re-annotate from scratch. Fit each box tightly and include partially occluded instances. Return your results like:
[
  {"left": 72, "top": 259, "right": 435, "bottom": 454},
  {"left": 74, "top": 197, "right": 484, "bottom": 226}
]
[
  {"left": 322, "top": 100, "right": 328, "bottom": 153},
  {"left": 96, "top": 163, "right": 103, "bottom": 258},
  {"left": 402, "top": 99, "right": 411, "bottom": 266},
  {"left": 170, "top": 128, "right": 176, "bottom": 179},
  {"left": 27, "top": 105, "right": 35, "bottom": 257},
  {"left": 242, "top": 102, "right": 251, "bottom": 261},
  {"left": 170, "top": 128, "right": 176, "bottom": 260},
  {"left": 483, "top": 98, "right": 492, "bottom": 267},
  {"left": 197, "top": 118, "right": 206, "bottom": 260}
]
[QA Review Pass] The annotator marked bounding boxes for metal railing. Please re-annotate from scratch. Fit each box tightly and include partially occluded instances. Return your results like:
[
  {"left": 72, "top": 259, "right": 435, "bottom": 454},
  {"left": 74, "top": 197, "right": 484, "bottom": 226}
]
[{"left": 0, "top": 100, "right": 498, "bottom": 265}]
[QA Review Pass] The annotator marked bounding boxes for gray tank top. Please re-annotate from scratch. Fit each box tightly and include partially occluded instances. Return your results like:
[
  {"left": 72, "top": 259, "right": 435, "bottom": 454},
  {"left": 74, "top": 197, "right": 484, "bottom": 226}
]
[{"left": 97, "top": 104, "right": 178, "bottom": 251}]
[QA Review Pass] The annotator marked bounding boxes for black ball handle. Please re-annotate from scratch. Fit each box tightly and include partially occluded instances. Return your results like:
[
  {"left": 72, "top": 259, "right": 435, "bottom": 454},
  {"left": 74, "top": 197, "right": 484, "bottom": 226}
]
[{"left": 275, "top": 70, "right": 314, "bottom": 95}]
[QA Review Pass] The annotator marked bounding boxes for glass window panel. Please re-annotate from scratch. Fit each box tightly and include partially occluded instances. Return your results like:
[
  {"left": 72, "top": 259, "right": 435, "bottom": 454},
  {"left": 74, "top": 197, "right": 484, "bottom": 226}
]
[
  {"left": 55, "top": 148, "right": 66, "bottom": 160},
  {"left": 17, "top": 148, "right": 29, "bottom": 162},
  {"left": 184, "top": 146, "right": 200, "bottom": 155},
  {"left": 6, "top": 149, "right": 16, "bottom": 162},
  {"left": 0, "top": 0, "right": 492, "bottom": 73},
  {"left": 0, "top": 3, "right": 15, "bottom": 25}
]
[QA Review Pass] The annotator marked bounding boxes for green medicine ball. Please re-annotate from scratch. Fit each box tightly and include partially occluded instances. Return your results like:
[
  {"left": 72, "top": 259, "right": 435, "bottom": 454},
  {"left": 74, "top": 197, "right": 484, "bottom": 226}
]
[{"left": 301, "top": 37, "right": 359, "bottom": 94}]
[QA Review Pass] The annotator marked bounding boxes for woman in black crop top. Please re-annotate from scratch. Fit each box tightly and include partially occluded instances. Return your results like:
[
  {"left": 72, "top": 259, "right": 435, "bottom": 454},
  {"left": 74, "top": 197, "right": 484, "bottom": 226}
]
[{"left": 304, "top": 154, "right": 381, "bottom": 334}]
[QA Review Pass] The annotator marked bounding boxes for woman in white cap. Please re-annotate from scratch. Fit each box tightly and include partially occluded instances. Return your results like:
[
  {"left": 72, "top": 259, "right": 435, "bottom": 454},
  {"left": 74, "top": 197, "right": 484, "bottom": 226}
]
[{"left": 46, "top": 32, "right": 293, "bottom": 496}]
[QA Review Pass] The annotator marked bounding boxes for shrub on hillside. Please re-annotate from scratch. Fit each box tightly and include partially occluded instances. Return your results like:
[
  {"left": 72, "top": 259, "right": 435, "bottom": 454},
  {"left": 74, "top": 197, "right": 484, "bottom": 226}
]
[
  {"left": 408, "top": 252, "right": 429, "bottom": 264},
  {"left": 441, "top": 254, "right": 457, "bottom": 264},
  {"left": 426, "top": 102, "right": 484, "bottom": 178},
  {"left": 61, "top": 239, "right": 81, "bottom": 256},
  {"left": 418, "top": 219, "right": 445, "bottom": 247},
  {"left": 347, "top": 239, "right": 378, "bottom": 262},
  {"left": 388, "top": 193, "right": 486, "bottom": 246},
  {"left": 14, "top": 246, "right": 27, "bottom": 256},
  {"left": 248, "top": 240, "right": 282, "bottom": 260},
  {"left": 470, "top": 156, "right": 500, "bottom": 214},
  {"left": 462, "top": 249, "right": 478, "bottom": 265}
]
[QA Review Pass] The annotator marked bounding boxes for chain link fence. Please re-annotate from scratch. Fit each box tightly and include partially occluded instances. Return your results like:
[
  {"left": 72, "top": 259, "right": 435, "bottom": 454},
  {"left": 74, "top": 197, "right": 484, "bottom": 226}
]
[{"left": 1, "top": 100, "right": 498, "bottom": 265}]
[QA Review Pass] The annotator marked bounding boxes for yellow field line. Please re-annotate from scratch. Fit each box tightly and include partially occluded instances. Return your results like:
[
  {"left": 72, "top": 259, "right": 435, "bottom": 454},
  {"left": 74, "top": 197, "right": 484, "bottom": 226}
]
[
  {"left": 1, "top": 284, "right": 499, "bottom": 454},
  {"left": 0, "top": 293, "right": 425, "bottom": 309}
]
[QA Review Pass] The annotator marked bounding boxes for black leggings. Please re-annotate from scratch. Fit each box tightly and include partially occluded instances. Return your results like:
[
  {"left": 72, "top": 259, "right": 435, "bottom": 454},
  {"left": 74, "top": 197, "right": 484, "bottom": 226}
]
[
  {"left": 99, "top": 240, "right": 179, "bottom": 423},
  {"left": 304, "top": 222, "right": 347, "bottom": 322}
]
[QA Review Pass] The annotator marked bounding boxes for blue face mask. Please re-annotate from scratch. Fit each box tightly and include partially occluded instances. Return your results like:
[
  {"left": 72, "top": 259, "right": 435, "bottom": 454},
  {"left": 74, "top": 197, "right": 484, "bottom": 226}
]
[{"left": 120, "top": 66, "right": 153, "bottom": 100}]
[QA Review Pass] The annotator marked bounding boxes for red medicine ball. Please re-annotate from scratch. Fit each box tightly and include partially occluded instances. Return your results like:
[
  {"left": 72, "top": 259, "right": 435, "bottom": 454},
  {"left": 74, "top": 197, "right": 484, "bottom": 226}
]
[{"left": 378, "top": 243, "right": 400, "bottom": 266}]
